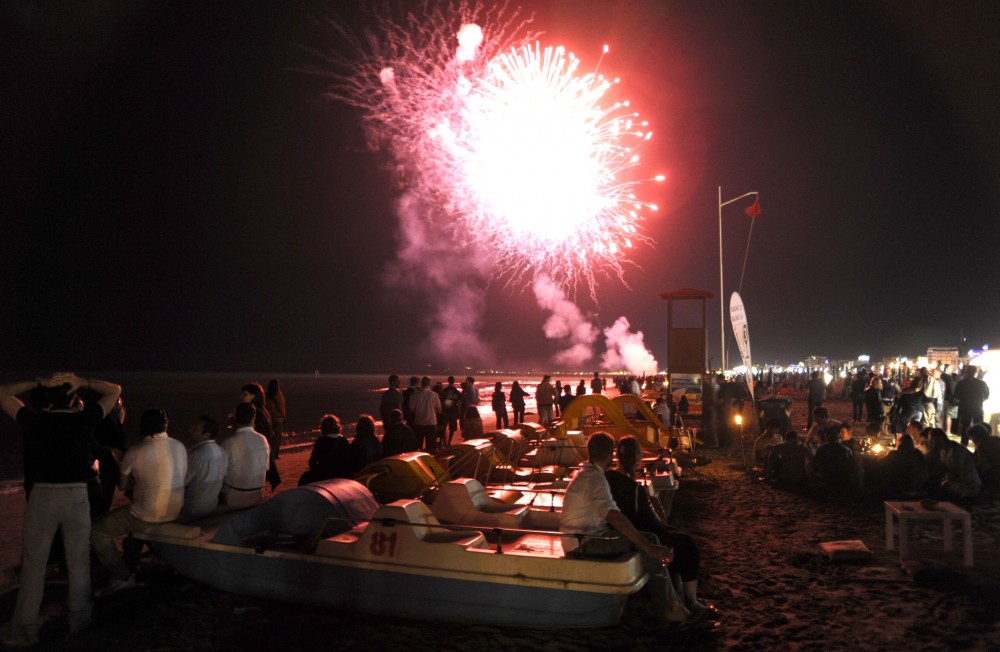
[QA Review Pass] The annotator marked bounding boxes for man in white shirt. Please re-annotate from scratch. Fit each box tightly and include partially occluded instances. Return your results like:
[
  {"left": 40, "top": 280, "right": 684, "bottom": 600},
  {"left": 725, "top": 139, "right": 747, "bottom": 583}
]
[
  {"left": 411, "top": 376, "right": 442, "bottom": 452},
  {"left": 181, "top": 415, "right": 228, "bottom": 520},
  {"left": 560, "top": 432, "right": 691, "bottom": 624},
  {"left": 91, "top": 409, "right": 187, "bottom": 594},
  {"left": 220, "top": 403, "right": 270, "bottom": 508}
]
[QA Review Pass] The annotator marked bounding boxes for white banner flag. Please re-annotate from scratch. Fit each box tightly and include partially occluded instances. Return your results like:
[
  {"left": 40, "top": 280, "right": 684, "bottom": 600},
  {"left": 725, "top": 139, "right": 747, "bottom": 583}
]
[{"left": 729, "top": 292, "right": 752, "bottom": 378}]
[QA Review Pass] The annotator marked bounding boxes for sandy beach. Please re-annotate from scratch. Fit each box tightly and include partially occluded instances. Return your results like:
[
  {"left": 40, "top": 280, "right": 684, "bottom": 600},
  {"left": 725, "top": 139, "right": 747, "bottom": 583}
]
[{"left": 3, "top": 398, "right": 1000, "bottom": 650}]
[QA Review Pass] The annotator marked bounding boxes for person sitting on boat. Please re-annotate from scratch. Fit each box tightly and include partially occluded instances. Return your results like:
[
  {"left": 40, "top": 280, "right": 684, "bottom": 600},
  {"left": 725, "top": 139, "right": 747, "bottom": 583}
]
[
  {"left": 460, "top": 406, "right": 484, "bottom": 441},
  {"left": 606, "top": 436, "right": 714, "bottom": 620},
  {"left": 381, "top": 408, "right": 418, "bottom": 458},
  {"left": 180, "top": 415, "right": 227, "bottom": 520},
  {"left": 298, "top": 414, "right": 351, "bottom": 486},
  {"left": 349, "top": 414, "right": 382, "bottom": 474},
  {"left": 560, "top": 432, "right": 693, "bottom": 625},
  {"left": 91, "top": 408, "right": 187, "bottom": 596},
  {"left": 220, "top": 403, "right": 270, "bottom": 507}
]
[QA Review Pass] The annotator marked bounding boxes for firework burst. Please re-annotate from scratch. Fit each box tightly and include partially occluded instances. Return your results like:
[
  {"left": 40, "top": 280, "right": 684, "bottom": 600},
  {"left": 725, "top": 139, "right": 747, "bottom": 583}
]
[{"left": 318, "top": 1, "right": 662, "bottom": 299}]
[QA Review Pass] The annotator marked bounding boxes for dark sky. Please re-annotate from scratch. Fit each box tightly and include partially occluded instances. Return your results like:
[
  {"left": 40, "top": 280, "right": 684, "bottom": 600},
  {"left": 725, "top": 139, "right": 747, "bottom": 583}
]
[{"left": 3, "top": 1, "right": 999, "bottom": 374}]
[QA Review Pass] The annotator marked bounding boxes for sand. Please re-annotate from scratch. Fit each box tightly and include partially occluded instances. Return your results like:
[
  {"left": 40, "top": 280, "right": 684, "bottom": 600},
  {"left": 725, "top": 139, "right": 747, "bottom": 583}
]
[{"left": 3, "top": 398, "right": 1000, "bottom": 650}]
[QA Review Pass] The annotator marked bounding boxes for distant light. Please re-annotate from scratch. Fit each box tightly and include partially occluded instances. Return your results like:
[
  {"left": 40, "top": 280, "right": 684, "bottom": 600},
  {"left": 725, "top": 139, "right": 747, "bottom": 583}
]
[
  {"left": 734, "top": 414, "right": 743, "bottom": 425},
  {"left": 603, "top": 44, "right": 609, "bottom": 53},
  {"left": 857, "top": 354, "right": 870, "bottom": 363}
]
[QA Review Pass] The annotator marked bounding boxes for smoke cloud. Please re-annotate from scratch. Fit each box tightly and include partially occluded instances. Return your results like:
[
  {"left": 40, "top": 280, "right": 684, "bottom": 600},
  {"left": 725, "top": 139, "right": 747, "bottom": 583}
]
[
  {"left": 532, "top": 275, "right": 598, "bottom": 367},
  {"left": 601, "top": 316, "right": 658, "bottom": 375},
  {"left": 384, "top": 192, "right": 492, "bottom": 363}
]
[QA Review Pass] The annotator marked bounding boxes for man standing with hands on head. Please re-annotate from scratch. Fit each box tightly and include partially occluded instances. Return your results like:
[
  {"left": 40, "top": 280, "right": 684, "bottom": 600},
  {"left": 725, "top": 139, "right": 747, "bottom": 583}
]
[{"left": 0, "top": 372, "right": 121, "bottom": 647}]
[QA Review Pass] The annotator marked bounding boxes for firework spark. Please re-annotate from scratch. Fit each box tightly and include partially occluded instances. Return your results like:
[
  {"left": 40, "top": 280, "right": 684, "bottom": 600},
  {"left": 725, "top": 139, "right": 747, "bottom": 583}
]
[{"left": 319, "top": 1, "right": 662, "bottom": 298}]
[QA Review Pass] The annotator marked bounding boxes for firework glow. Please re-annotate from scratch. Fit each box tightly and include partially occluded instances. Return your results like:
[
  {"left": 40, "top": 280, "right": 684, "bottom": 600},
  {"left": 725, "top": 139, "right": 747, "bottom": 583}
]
[
  {"left": 321, "top": 1, "right": 662, "bottom": 297},
  {"left": 319, "top": 2, "right": 662, "bottom": 371}
]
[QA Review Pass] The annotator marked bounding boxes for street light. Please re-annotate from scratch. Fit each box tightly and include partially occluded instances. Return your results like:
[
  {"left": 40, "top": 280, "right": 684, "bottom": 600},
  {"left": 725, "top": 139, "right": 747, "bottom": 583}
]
[{"left": 718, "top": 187, "right": 759, "bottom": 371}]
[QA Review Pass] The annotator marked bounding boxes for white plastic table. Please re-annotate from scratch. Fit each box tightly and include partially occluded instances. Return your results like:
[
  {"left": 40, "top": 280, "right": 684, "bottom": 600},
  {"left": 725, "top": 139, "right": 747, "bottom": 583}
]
[{"left": 884, "top": 501, "right": 973, "bottom": 567}]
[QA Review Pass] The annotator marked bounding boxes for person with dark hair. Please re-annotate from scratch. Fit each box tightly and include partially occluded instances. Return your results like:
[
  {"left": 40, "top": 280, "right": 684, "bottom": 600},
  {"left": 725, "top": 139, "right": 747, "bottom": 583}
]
[
  {"left": 0, "top": 372, "right": 121, "bottom": 646},
  {"left": 509, "top": 381, "right": 528, "bottom": 425},
  {"left": 299, "top": 414, "right": 351, "bottom": 485},
  {"left": 590, "top": 372, "right": 603, "bottom": 396},
  {"left": 350, "top": 415, "right": 382, "bottom": 473},
  {"left": 558, "top": 384, "right": 575, "bottom": 417},
  {"left": 460, "top": 405, "right": 484, "bottom": 441},
  {"left": 576, "top": 379, "right": 587, "bottom": 397},
  {"left": 804, "top": 406, "right": 840, "bottom": 451},
  {"left": 381, "top": 409, "right": 418, "bottom": 458},
  {"left": 88, "top": 396, "right": 127, "bottom": 519},
  {"left": 606, "top": 437, "right": 712, "bottom": 619},
  {"left": 928, "top": 428, "right": 981, "bottom": 499},
  {"left": 411, "top": 376, "right": 442, "bottom": 452},
  {"left": 811, "top": 426, "right": 854, "bottom": 488},
  {"left": 265, "top": 379, "right": 287, "bottom": 460},
  {"left": 459, "top": 377, "right": 480, "bottom": 434},
  {"left": 806, "top": 371, "right": 826, "bottom": 429},
  {"left": 881, "top": 433, "right": 928, "bottom": 497},
  {"left": 379, "top": 375, "right": 403, "bottom": 435},
  {"left": 766, "top": 431, "right": 812, "bottom": 486},
  {"left": 969, "top": 424, "right": 1000, "bottom": 491},
  {"left": 240, "top": 383, "right": 279, "bottom": 490},
  {"left": 560, "top": 433, "right": 693, "bottom": 625},
  {"left": 753, "top": 418, "right": 783, "bottom": 469},
  {"left": 220, "top": 403, "right": 270, "bottom": 507},
  {"left": 491, "top": 382, "right": 509, "bottom": 429},
  {"left": 954, "top": 365, "right": 990, "bottom": 446},
  {"left": 402, "top": 376, "right": 420, "bottom": 426},
  {"left": 440, "top": 376, "right": 462, "bottom": 446},
  {"left": 864, "top": 376, "right": 885, "bottom": 427},
  {"left": 181, "top": 415, "right": 227, "bottom": 520},
  {"left": 839, "top": 422, "right": 864, "bottom": 488},
  {"left": 91, "top": 408, "right": 187, "bottom": 596}
]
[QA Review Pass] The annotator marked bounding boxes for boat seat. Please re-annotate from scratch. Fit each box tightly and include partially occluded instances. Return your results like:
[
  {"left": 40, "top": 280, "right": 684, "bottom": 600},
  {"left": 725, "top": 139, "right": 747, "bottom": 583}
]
[
  {"left": 432, "top": 479, "right": 529, "bottom": 530},
  {"left": 372, "top": 501, "right": 487, "bottom": 547}
]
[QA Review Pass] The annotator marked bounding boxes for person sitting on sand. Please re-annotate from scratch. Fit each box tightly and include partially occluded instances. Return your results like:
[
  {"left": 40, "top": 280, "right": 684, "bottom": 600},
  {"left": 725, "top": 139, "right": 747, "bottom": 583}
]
[
  {"left": 92, "top": 408, "right": 187, "bottom": 596},
  {"left": 753, "top": 419, "right": 783, "bottom": 469},
  {"left": 606, "top": 436, "right": 715, "bottom": 620},
  {"left": 560, "top": 432, "right": 695, "bottom": 625},
  {"left": 928, "top": 428, "right": 981, "bottom": 499},
  {"left": 349, "top": 414, "right": 382, "bottom": 473},
  {"left": 298, "top": 414, "right": 351, "bottom": 486},
  {"left": 766, "top": 431, "right": 812, "bottom": 486},
  {"left": 881, "top": 433, "right": 928, "bottom": 497},
  {"left": 805, "top": 407, "right": 840, "bottom": 451},
  {"left": 180, "top": 415, "right": 227, "bottom": 520},
  {"left": 220, "top": 403, "right": 270, "bottom": 505},
  {"left": 969, "top": 424, "right": 1000, "bottom": 491},
  {"left": 810, "top": 426, "right": 855, "bottom": 488},
  {"left": 839, "top": 422, "right": 864, "bottom": 488},
  {"left": 381, "top": 408, "right": 418, "bottom": 458}
]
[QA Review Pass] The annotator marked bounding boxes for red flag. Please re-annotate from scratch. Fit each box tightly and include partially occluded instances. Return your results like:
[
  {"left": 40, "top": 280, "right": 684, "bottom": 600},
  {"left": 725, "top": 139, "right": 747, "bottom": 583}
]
[{"left": 744, "top": 197, "right": 762, "bottom": 218}]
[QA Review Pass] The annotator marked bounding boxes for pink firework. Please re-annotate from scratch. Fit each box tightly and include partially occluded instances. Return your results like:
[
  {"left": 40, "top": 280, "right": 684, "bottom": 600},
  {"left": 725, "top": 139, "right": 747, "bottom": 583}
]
[{"left": 319, "top": 2, "right": 662, "bottom": 298}]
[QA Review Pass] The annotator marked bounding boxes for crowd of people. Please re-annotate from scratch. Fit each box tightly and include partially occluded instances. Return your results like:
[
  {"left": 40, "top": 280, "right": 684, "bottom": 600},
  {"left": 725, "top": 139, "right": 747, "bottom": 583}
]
[{"left": 0, "top": 372, "right": 288, "bottom": 647}]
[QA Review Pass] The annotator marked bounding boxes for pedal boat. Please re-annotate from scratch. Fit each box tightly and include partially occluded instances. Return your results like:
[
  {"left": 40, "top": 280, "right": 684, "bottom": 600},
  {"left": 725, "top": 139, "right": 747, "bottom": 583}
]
[{"left": 136, "top": 478, "right": 647, "bottom": 628}]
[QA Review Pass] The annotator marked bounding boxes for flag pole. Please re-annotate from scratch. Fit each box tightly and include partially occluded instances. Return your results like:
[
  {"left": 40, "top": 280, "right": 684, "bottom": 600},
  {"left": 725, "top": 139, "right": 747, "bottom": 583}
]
[{"left": 718, "top": 187, "right": 759, "bottom": 372}]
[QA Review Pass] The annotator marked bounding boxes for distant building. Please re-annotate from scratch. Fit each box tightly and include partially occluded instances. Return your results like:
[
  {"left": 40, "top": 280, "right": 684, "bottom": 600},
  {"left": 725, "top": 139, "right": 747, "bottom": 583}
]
[{"left": 926, "top": 347, "right": 960, "bottom": 370}]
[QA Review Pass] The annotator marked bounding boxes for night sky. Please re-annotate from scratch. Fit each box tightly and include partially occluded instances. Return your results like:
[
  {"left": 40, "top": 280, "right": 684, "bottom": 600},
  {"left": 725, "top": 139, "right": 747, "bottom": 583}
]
[{"left": 3, "top": 1, "right": 999, "bottom": 374}]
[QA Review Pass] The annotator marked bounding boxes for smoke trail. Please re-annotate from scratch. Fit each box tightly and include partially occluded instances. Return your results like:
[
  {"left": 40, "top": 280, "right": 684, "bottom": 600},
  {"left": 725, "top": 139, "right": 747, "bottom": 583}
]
[
  {"left": 532, "top": 275, "right": 598, "bottom": 367},
  {"left": 601, "top": 316, "right": 658, "bottom": 375},
  {"left": 384, "top": 192, "right": 493, "bottom": 363}
]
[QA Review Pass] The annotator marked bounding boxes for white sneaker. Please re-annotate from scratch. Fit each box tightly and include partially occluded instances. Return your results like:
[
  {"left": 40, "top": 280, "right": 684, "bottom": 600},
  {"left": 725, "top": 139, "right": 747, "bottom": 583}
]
[{"left": 97, "top": 574, "right": 137, "bottom": 597}]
